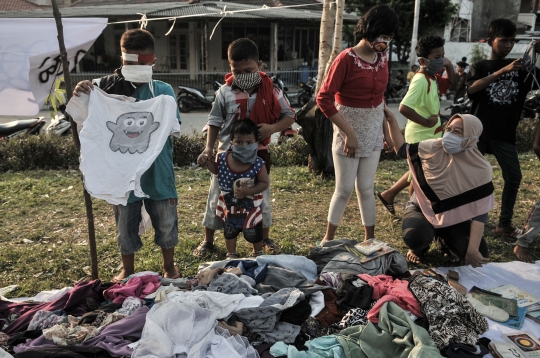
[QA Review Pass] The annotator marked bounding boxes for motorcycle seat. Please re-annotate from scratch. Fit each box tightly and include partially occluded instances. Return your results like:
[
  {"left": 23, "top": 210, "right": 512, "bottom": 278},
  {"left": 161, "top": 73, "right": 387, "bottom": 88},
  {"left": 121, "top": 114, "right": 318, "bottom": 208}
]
[
  {"left": 0, "top": 118, "right": 42, "bottom": 136},
  {"left": 192, "top": 86, "right": 207, "bottom": 95}
]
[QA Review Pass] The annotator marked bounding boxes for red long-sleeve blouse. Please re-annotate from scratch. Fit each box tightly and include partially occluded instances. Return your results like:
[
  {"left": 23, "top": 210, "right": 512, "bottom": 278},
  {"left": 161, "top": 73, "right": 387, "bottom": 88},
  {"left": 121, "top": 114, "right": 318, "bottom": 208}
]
[{"left": 317, "top": 48, "right": 388, "bottom": 118}]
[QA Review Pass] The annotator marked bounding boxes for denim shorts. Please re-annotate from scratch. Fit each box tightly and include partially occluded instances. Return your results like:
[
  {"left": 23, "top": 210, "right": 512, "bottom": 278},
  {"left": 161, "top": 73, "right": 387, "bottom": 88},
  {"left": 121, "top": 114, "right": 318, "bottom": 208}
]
[
  {"left": 113, "top": 198, "right": 179, "bottom": 255},
  {"left": 202, "top": 174, "right": 272, "bottom": 230}
]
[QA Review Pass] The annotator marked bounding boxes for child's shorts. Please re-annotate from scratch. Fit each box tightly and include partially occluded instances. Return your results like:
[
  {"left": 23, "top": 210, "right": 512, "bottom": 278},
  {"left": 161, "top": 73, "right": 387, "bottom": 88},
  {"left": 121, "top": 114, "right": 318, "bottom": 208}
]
[
  {"left": 113, "top": 198, "right": 178, "bottom": 255},
  {"left": 223, "top": 216, "right": 263, "bottom": 243}
]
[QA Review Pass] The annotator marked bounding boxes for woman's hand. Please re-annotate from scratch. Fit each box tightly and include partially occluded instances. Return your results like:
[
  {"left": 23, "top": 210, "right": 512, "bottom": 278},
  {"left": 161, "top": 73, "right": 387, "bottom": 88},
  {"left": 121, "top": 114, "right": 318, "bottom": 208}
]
[
  {"left": 234, "top": 182, "right": 248, "bottom": 199},
  {"left": 465, "top": 249, "right": 488, "bottom": 268},
  {"left": 344, "top": 132, "right": 358, "bottom": 158}
]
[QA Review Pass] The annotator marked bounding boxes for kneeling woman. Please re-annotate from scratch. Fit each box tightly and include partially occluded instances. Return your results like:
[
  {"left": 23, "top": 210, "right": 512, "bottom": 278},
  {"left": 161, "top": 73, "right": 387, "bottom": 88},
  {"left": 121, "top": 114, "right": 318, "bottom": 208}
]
[{"left": 384, "top": 106, "right": 494, "bottom": 268}]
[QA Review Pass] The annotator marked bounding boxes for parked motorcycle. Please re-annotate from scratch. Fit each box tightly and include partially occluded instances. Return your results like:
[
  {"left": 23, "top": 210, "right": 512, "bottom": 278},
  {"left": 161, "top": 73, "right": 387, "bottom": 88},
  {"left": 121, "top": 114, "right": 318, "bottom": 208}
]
[
  {"left": 0, "top": 117, "right": 46, "bottom": 139},
  {"left": 177, "top": 78, "right": 223, "bottom": 113},
  {"left": 46, "top": 113, "right": 72, "bottom": 136},
  {"left": 297, "top": 81, "right": 314, "bottom": 107},
  {"left": 441, "top": 97, "right": 471, "bottom": 126},
  {"left": 523, "top": 89, "right": 540, "bottom": 120}
]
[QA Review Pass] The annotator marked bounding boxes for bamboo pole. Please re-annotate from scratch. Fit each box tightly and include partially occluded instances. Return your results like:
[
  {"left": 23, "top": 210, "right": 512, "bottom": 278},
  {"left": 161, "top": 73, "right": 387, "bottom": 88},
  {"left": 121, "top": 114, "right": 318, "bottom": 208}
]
[
  {"left": 51, "top": 0, "right": 99, "bottom": 280},
  {"left": 315, "top": 0, "right": 335, "bottom": 94},
  {"left": 323, "top": 0, "right": 344, "bottom": 80}
]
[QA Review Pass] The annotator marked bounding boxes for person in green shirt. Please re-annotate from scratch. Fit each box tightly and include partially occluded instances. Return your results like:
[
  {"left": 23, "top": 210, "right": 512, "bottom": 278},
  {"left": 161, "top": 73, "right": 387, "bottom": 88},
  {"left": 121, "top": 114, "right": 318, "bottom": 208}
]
[{"left": 73, "top": 29, "right": 181, "bottom": 281}]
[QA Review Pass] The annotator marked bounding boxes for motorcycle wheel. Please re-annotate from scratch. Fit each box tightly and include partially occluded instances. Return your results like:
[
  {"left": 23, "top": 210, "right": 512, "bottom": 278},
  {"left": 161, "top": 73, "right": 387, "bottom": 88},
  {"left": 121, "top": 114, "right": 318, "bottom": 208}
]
[
  {"left": 177, "top": 94, "right": 193, "bottom": 113},
  {"left": 298, "top": 93, "right": 311, "bottom": 107}
]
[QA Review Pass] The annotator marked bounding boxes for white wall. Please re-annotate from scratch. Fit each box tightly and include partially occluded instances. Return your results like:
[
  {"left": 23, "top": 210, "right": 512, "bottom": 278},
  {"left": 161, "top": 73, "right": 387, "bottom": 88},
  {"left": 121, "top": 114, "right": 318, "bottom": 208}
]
[{"left": 443, "top": 41, "right": 530, "bottom": 65}]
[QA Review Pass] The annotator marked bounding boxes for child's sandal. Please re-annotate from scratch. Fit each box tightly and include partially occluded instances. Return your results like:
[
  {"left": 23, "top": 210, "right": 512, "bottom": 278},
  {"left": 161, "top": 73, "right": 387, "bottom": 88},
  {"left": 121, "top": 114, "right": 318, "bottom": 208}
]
[
  {"left": 226, "top": 253, "right": 239, "bottom": 259},
  {"left": 251, "top": 250, "right": 264, "bottom": 257}
]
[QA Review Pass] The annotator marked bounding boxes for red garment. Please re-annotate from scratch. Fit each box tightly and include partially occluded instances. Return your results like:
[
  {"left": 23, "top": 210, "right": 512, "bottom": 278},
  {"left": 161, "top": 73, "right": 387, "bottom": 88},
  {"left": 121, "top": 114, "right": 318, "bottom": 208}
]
[
  {"left": 103, "top": 275, "right": 160, "bottom": 305},
  {"left": 224, "top": 71, "right": 282, "bottom": 146},
  {"left": 317, "top": 48, "right": 388, "bottom": 118},
  {"left": 358, "top": 274, "right": 423, "bottom": 324}
]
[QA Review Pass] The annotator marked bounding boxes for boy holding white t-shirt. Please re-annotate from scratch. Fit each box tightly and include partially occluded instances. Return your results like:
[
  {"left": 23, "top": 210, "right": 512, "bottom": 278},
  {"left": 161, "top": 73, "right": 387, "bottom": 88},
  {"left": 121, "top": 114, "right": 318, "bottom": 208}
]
[{"left": 73, "top": 29, "right": 181, "bottom": 282}]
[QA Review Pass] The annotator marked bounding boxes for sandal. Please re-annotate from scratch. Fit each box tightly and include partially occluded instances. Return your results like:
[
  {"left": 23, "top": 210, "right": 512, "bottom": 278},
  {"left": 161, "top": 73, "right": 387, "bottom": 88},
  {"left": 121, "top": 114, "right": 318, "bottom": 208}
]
[
  {"left": 443, "top": 252, "right": 460, "bottom": 263},
  {"left": 492, "top": 226, "right": 523, "bottom": 239},
  {"left": 262, "top": 238, "right": 279, "bottom": 253},
  {"left": 226, "top": 253, "right": 239, "bottom": 260},
  {"left": 251, "top": 250, "right": 264, "bottom": 257},
  {"left": 193, "top": 241, "right": 214, "bottom": 258},
  {"left": 377, "top": 192, "right": 396, "bottom": 216}
]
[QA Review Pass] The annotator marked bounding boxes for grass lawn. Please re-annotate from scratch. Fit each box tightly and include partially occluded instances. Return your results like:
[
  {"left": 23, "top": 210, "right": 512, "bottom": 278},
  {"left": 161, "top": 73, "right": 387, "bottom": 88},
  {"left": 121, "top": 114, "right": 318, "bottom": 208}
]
[{"left": 1, "top": 153, "right": 539, "bottom": 297}]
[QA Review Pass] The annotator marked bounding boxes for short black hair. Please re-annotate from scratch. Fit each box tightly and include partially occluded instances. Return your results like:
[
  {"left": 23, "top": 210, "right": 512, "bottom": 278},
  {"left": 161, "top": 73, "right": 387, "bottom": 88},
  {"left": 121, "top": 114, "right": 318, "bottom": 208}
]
[
  {"left": 416, "top": 35, "right": 445, "bottom": 58},
  {"left": 353, "top": 4, "right": 399, "bottom": 42},
  {"left": 461, "top": 56, "right": 467, "bottom": 61},
  {"left": 120, "top": 29, "right": 154, "bottom": 52},
  {"left": 411, "top": 64, "right": 419, "bottom": 70},
  {"left": 487, "top": 19, "right": 517, "bottom": 40},
  {"left": 230, "top": 119, "right": 259, "bottom": 141},
  {"left": 457, "top": 61, "right": 468, "bottom": 68},
  {"left": 228, "top": 38, "right": 259, "bottom": 62},
  {"left": 397, "top": 69, "right": 404, "bottom": 75}
]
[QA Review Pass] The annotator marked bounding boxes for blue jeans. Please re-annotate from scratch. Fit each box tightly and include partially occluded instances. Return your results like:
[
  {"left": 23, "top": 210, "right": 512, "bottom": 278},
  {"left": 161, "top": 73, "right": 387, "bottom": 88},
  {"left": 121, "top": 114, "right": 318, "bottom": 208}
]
[
  {"left": 479, "top": 140, "right": 522, "bottom": 227},
  {"left": 113, "top": 198, "right": 178, "bottom": 255}
]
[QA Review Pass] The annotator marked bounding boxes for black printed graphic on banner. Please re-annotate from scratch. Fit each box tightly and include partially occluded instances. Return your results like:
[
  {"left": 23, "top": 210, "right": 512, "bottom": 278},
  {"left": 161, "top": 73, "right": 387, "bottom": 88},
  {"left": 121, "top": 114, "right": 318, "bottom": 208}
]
[
  {"left": 106, "top": 112, "right": 160, "bottom": 154},
  {"left": 38, "top": 49, "right": 86, "bottom": 84}
]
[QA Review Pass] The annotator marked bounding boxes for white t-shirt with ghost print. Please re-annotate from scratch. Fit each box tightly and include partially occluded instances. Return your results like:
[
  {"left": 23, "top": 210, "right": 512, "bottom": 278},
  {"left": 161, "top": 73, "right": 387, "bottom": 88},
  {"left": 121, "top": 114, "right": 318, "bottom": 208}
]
[{"left": 66, "top": 86, "right": 180, "bottom": 205}]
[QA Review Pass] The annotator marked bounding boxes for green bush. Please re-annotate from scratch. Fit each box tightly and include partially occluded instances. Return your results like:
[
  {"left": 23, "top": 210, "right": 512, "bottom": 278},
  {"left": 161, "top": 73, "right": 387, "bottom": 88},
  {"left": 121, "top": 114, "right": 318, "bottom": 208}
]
[
  {"left": 0, "top": 133, "right": 311, "bottom": 172},
  {"left": 516, "top": 117, "right": 537, "bottom": 153}
]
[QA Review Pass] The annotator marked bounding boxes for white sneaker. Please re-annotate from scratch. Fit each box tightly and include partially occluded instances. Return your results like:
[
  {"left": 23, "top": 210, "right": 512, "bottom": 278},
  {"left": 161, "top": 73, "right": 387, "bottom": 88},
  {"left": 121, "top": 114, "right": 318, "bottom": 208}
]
[{"left": 441, "top": 95, "right": 447, "bottom": 101}]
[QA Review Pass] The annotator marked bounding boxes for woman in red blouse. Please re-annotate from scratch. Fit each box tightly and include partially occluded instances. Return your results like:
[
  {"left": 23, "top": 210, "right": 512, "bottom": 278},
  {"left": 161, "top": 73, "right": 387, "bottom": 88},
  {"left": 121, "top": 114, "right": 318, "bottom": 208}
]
[{"left": 316, "top": 5, "right": 399, "bottom": 245}]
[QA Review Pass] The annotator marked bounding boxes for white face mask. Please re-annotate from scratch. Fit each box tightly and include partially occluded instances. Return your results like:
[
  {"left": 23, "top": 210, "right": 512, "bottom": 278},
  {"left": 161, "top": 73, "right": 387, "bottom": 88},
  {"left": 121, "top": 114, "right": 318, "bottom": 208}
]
[
  {"left": 122, "top": 65, "right": 153, "bottom": 83},
  {"left": 442, "top": 131, "right": 465, "bottom": 154}
]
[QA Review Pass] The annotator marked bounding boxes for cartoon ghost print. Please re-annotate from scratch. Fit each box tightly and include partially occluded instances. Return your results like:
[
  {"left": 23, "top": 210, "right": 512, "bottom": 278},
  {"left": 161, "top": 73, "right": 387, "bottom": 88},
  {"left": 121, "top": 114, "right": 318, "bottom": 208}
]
[
  {"left": 106, "top": 112, "right": 160, "bottom": 154},
  {"left": 487, "top": 71, "right": 519, "bottom": 105}
]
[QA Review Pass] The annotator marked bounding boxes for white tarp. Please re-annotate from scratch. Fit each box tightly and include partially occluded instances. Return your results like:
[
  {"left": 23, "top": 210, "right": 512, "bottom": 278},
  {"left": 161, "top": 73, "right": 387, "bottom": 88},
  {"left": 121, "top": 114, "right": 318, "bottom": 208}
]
[
  {"left": 0, "top": 18, "right": 107, "bottom": 116},
  {"left": 436, "top": 260, "right": 540, "bottom": 358}
]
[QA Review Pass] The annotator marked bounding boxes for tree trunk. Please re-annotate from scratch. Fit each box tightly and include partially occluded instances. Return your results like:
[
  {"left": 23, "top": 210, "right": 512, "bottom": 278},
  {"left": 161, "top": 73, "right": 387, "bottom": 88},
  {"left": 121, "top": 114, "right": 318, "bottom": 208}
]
[
  {"left": 315, "top": 0, "right": 335, "bottom": 95},
  {"left": 51, "top": 0, "right": 99, "bottom": 280},
  {"left": 323, "top": 0, "right": 345, "bottom": 81}
]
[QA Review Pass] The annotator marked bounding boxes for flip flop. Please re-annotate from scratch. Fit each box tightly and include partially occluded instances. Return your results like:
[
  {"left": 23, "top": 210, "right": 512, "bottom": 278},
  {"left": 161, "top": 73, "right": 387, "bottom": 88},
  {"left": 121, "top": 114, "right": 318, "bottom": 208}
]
[
  {"left": 262, "top": 238, "right": 279, "bottom": 253},
  {"left": 377, "top": 192, "right": 396, "bottom": 216},
  {"left": 250, "top": 250, "right": 264, "bottom": 257},
  {"left": 492, "top": 226, "right": 523, "bottom": 239},
  {"left": 193, "top": 241, "right": 214, "bottom": 257},
  {"left": 226, "top": 253, "right": 239, "bottom": 260}
]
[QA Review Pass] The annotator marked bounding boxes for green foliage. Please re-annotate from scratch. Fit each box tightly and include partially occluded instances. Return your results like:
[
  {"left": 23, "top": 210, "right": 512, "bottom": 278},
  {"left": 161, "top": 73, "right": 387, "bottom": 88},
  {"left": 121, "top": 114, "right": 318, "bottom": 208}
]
[
  {"left": 0, "top": 133, "right": 311, "bottom": 172},
  {"left": 345, "top": 0, "right": 459, "bottom": 63},
  {"left": 516, "top": 117, "right": 538, "bottom": 153},
  {"left": 469, "top": 43, "right": 489, "bottom": 64}
]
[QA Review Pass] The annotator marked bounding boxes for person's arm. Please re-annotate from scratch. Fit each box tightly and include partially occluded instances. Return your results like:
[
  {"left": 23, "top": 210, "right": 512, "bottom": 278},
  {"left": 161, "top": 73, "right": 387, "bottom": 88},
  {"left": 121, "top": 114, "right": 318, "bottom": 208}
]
[
  {"left": 202, "top": 155, "right": 217, "bottom": 175},
  {"left": 234, "top": 165, "right": 269, "bottom": 199},
  {"left": 468, "top": 59, "right": 525, "bottom": 95},
  {"left": 465, "top": 220, "right": 489, "bottom": 268},
  {"left": 384, "top": 104, "right": 405, "bottom": 152},
  {"left": 316, "top": 53, "right": 357, "bottom": 157},
  {"left": 443, "top": 58, "right": 457, "bottom": 89},
  {"left": 197, "top": 89, "right": 225, "bottom": 165},
  {"left": 382, "top": 115, "right": 393, "bottom": 153},
  {"left": 256, "top": 88, "right": 296, "bottom": 140},
  {"left": 399, "top": 104, "right": 438, "bottom": 128}
]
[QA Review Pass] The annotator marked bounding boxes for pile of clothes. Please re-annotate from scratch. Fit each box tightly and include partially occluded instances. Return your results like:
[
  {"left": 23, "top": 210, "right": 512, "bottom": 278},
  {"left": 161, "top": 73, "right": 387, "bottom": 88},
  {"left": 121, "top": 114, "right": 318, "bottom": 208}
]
[{"left": 0, "top": 239, "right": 491, "bottom": 358}]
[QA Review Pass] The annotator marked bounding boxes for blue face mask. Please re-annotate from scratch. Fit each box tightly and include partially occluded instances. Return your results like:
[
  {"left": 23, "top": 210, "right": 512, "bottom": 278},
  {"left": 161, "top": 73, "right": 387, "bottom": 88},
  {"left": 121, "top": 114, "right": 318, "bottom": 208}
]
[
  {"left": 231, "top": 142, "right": 258, "bottom": 164},
  {"left": 442, "top": 131, "right": 465, "bottom": 154},
  {"left": 420, "top": 57, "right": 444, "bottom": 76}
]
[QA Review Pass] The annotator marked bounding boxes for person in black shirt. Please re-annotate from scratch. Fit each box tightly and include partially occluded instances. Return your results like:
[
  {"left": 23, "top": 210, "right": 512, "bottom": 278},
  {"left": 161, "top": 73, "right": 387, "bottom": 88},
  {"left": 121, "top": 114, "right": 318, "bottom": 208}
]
[
  {"left": 467, "top": 19, "right": 540, "bottom": 239},
  {"left": 451, "top": 61, "right": 469, "bottom": 115}
]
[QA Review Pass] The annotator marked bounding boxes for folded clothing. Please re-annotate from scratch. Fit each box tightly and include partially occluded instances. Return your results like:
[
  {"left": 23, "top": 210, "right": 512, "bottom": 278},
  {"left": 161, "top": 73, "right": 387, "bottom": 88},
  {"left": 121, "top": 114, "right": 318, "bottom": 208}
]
[{"left": 103, "top": 275, "right": 160, "bottom": 305}]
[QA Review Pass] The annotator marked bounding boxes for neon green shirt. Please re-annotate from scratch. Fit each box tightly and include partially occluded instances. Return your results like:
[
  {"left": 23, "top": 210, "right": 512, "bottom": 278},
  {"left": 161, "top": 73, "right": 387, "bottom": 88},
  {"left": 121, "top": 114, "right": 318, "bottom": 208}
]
[{"left": 402, "top": 73, "right": 442, "bottom": 144}]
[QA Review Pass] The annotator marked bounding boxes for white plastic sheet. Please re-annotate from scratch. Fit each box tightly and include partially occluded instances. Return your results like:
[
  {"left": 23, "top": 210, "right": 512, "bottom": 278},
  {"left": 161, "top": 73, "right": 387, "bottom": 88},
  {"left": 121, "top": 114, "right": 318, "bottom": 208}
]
[
  {"left": 0, "top": 18, "right": 106, "bottom": 115},
  {"left": 436, "top": 260, "right": 540, "bottom": 357}
]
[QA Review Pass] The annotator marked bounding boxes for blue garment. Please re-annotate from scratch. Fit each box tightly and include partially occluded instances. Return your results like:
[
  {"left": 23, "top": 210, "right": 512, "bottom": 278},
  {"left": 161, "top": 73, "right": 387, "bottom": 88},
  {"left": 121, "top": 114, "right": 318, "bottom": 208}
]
[
  {"left": 257, "top": 255, "right": 318, "bottom": 282},
  {"left": 128, "top": 80, "right": 181, "bottom": 203},
  {"left": 270, "top": 336, "right": 345, "bottom": 358},
  {"left": 225, "top": 260, "right": 268, "bottom": 284}
]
